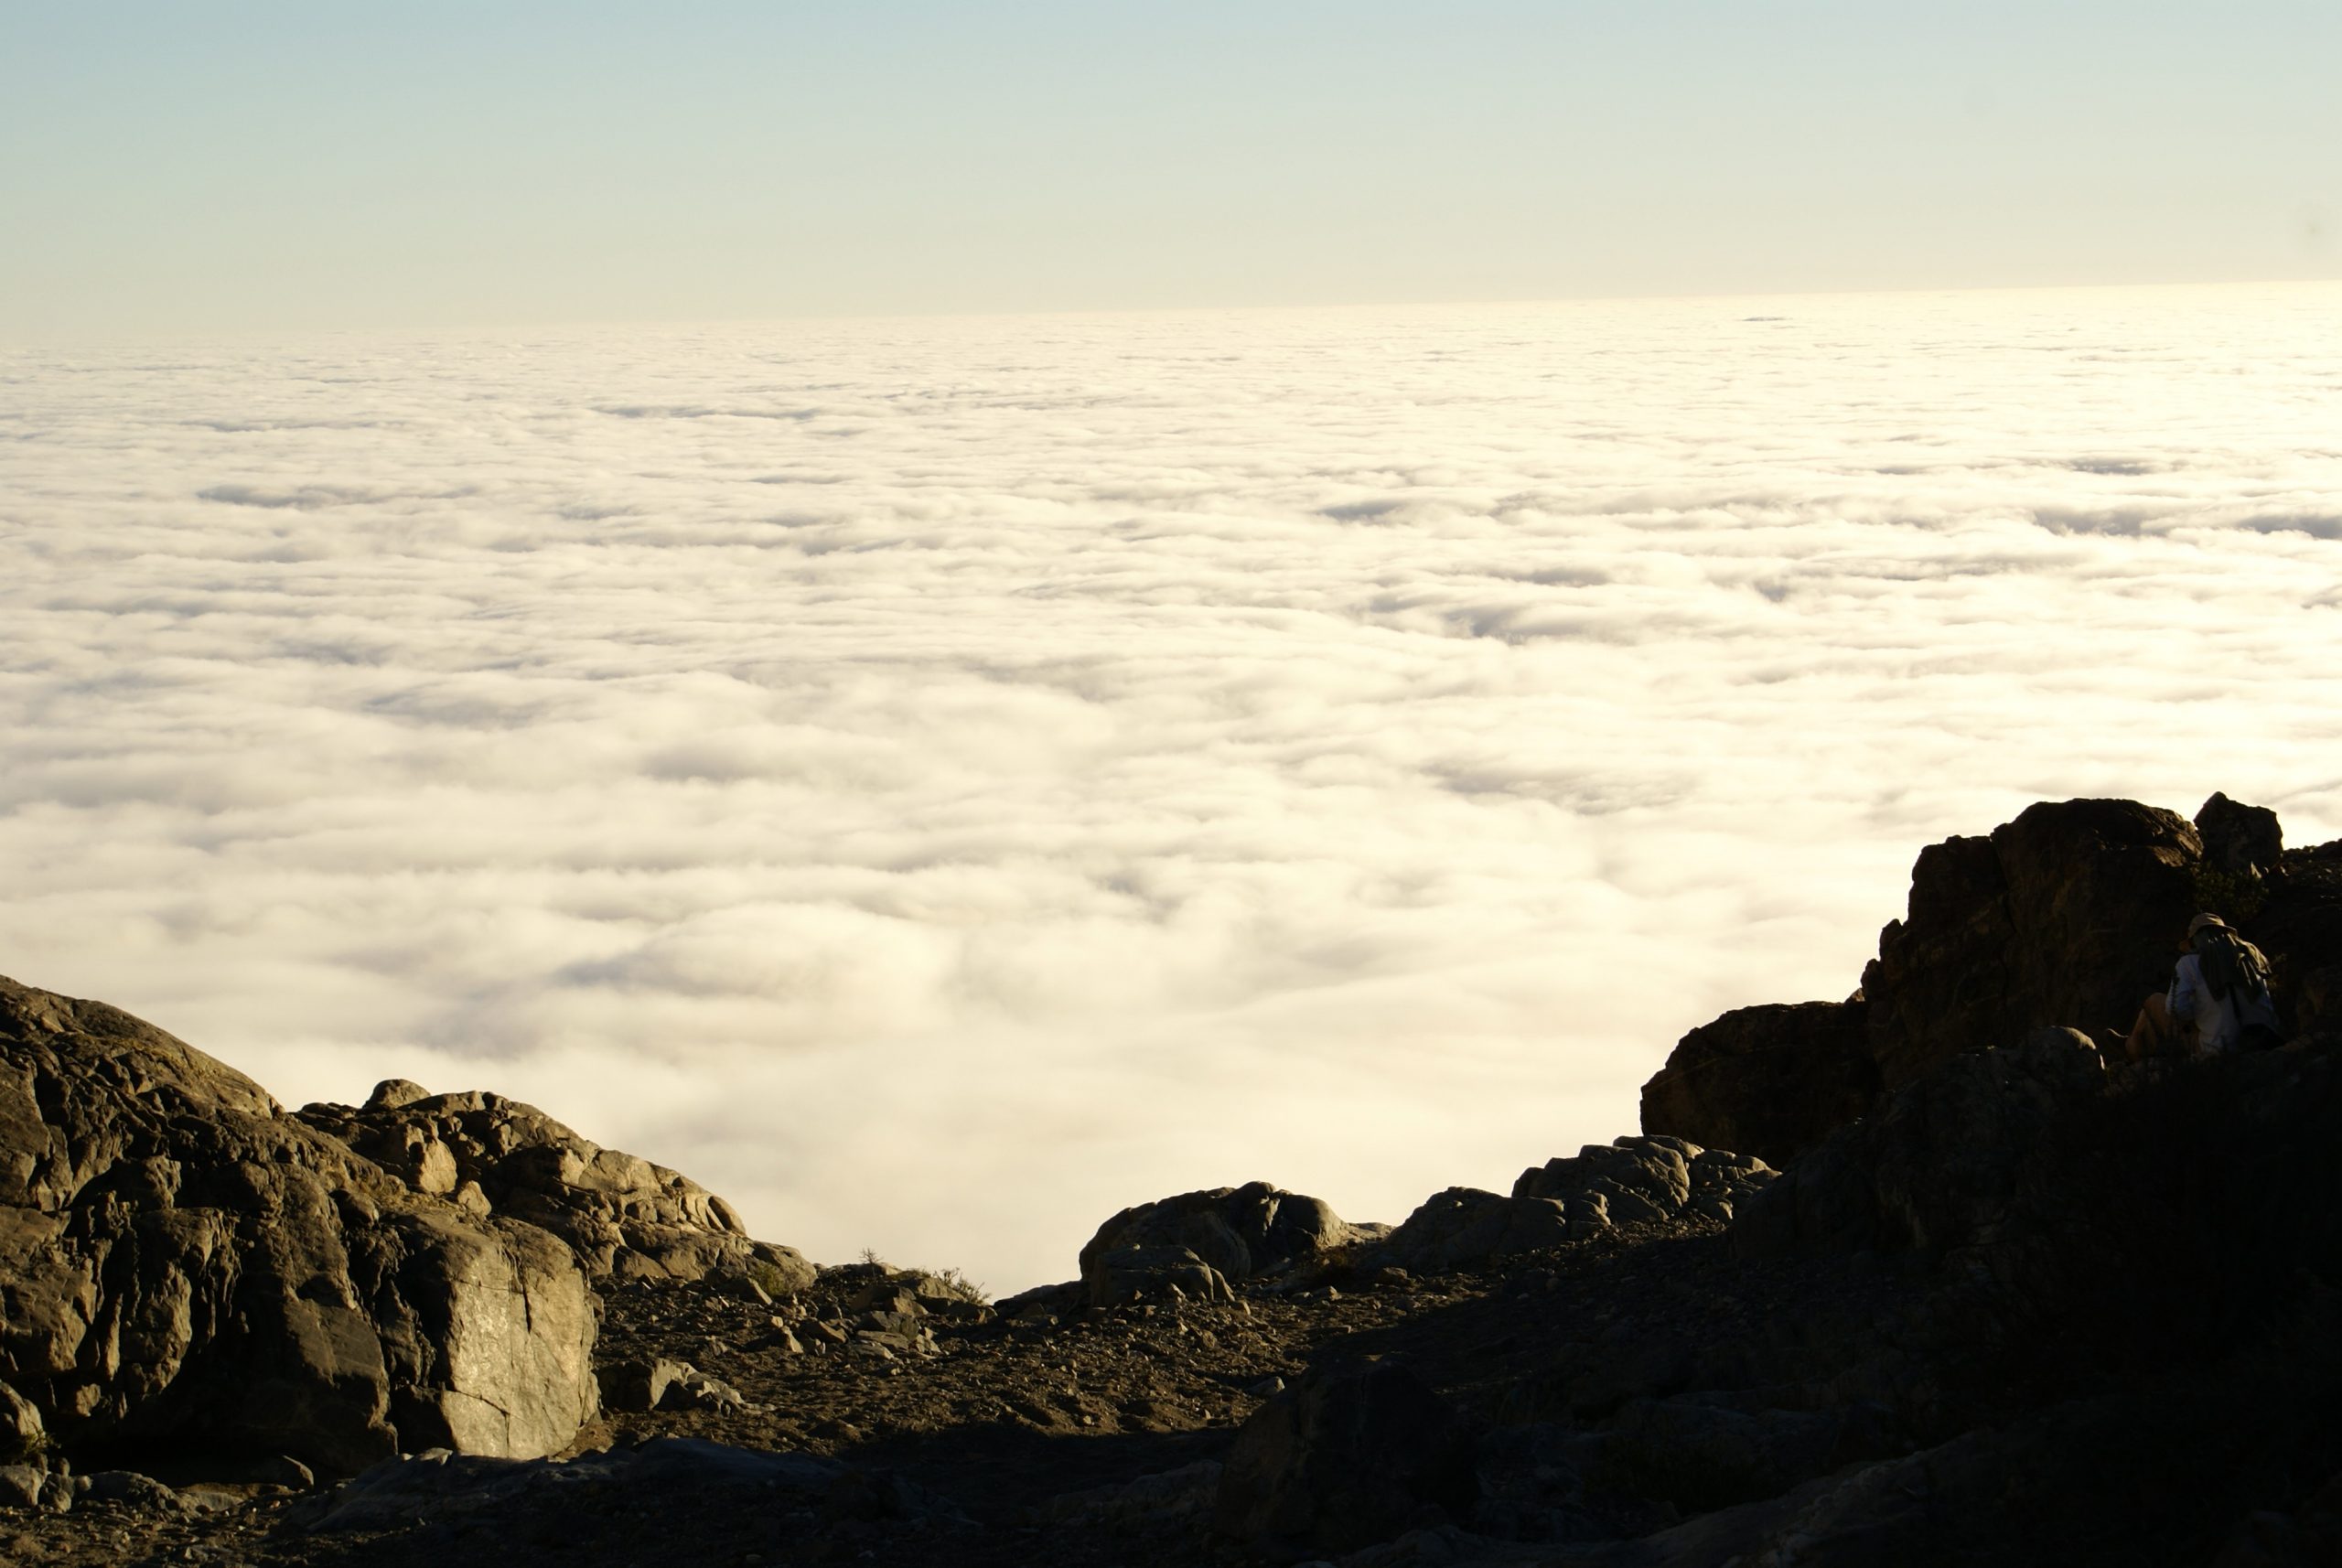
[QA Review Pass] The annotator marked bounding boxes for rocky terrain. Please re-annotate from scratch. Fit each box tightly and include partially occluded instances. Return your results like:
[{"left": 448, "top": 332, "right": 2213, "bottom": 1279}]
[{"left": 3, "top": 792, "right": 2338, "bottom": 1566}]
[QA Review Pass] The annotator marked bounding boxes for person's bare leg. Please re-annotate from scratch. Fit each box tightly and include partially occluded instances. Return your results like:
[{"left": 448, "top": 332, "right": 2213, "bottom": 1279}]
[{"left": 2123, "top": 993, "right": 2174, "bottom": 1061}]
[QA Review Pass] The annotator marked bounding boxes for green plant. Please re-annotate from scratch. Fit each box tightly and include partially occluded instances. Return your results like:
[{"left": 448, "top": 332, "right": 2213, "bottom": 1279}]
[
  {"left": 931, "top": 1265, "right": 989, "bottom": 1305},
  {"left": 2189, "top": 865, "right": 2267, "bottom": 923},
  {"left": 0, "top": 1424, "right": 47, "bottom": 1467}
]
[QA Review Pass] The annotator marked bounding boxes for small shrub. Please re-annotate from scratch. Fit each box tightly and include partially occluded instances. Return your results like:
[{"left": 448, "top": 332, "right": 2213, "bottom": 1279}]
[
  {"left": 931, "top": 1265, "right": 989, "bottom": 1305},
  {"left": 2189, "top": 865, "right": 2267, "bottom": 924}
]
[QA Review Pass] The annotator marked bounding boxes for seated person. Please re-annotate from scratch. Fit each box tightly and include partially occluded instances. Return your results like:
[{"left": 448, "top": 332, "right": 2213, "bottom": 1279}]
[{"left": 2120, "top": 911, "right": 2279, "bottom": 1060}]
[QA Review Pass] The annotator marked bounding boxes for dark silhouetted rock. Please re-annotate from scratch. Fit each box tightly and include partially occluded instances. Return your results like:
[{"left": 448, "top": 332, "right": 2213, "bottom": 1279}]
[
  {"left": 0, "top": 975, "right": 598, "bottom": 1477},
  {"left": 1467, "top": 1422, "right": 1598, "bottom": 1543},
  {"left": 1078, "top": 1181, "right": 1369, "bottom": 1308},
  {"left": 1600, "top": 1394, "right": 1848, "bottom": 1513},
  {"left": 1037, "top": 1460, "right": 1223, "bottom": 1526},
  {"left": 1731, "top": 1017, "right": 2342, "bottom": 1413},
  {"left": 1864, "top": 799, "right": 2201, "bottom": 1090},
  {"left": 2197, "top": 791, "right": 2283, "bottom": 876},
  {"left": 994, "top": 1280, "right": 1083, "bottom": 1323},
  {"left": 2296, "top": 965, "right": 2342, "bottom": 1037},
  {"left": 1733, "top": 1026, "right": 2108, "bottom": 1264},
  {"left": 1214, "top": 1360, "right": 1477, "bottom": 1554},
  {"left": 1641, "top": 799, "right": 2342, "bottom": 1171},
  {"left": 2216, "top": 1466, "right": 2342, "bottom": 1567},
  {"left": 1640, "top": 1000, "right": 1879, "bottom": 1165},
  {"left": 290, "top": 1437, "right": 858, "bottom": 1536},
  {"left": 296, "top": 1084, "right": 813, "bottom": 1290},
  {"left": 2246, "top": 836, "right": 2342, "bottom": 1033}
]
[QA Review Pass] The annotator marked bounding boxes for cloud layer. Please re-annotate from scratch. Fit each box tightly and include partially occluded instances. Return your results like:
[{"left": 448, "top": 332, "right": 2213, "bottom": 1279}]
[{"left": 4, "top": 285, "right": 2338, "bottom": 1288}]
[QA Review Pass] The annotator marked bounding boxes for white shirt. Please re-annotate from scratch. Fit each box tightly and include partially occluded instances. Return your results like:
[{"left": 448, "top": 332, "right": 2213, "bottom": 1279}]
[{"left": 2168, "top": 951, "right": 2275, "bottom": 1056}]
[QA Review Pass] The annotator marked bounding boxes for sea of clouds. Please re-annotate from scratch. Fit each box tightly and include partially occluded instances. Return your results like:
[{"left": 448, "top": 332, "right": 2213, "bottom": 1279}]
[{"left": 3, "top": 284, "right": 2337, "bottom": 1290}]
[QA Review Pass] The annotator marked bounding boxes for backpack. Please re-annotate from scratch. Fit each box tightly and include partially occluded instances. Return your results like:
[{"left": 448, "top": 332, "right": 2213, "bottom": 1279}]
[{"left": 2192, "top": 925, "right": 2272, "bottom": 1004}]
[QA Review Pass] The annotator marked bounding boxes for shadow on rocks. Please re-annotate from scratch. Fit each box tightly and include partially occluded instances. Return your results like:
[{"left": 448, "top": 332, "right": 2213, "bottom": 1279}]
[{"left": 1214, "top": 1359, "right": 1477, "bottom": 1561}]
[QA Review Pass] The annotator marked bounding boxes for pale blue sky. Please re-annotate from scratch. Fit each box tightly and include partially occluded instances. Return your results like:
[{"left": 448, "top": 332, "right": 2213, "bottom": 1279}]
[{"left": 3, "top": 1, "right": 2336, "bottom": 337}]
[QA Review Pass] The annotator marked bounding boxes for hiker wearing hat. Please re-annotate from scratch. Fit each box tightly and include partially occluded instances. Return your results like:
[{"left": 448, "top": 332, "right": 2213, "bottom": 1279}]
[{"left": 2119, "top": 911, "right": 2281, "bottom": 1060}]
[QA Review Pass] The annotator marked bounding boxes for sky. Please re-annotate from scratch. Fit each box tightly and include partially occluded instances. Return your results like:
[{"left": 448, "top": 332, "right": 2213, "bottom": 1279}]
[
  {"left": 4, "top": 285, "right": 2338, "bottom": 1288},
  {"left": 3, "top": 1, "right": 2338, "bottom": 338}
]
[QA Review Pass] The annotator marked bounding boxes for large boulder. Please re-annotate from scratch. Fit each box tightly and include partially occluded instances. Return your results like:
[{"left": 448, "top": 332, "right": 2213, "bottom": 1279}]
[
  {"left": 1639, "top": 1001, "right": 1878, "bottom": 1165},
  {"left": 0, "top": 976, "right": 598, "bottom": 1477},
  {"left": 2197, "top": 791, "right": 2283, "bottom": 877},
  {"left": 296, "top": 1083, "right": 812, "bottom": 1290},
  {"left": 1078, "top": 1182, "right": 1366, "bottom": 1308},
  {"left": 1214, "top": 1361, "right": 1477, "bottom": 1554},
  {"left": 1374, "top": 1188, "right": 1574, "bottom": 1274},
  {"left": 1863, "top": 798, "right": 2202, "bottom": 1090}
]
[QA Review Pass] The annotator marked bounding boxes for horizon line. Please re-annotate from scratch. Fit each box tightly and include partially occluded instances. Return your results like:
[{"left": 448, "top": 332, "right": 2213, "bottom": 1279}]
[{"left": 7, "top": 272, "right": 2339, "bottom": 354}]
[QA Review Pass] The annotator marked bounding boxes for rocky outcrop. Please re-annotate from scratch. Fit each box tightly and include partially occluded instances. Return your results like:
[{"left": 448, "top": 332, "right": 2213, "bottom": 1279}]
[
  {"left": 1078, "top": 1182, "right": 1372, "bottom": 1308},
  {"left": 1638, "top": 1001, "right": 1876, "bottom": 1166},
  {"left": 2197, "top": 790, "right": 2283, "bottom": 876},
  {"left": 0, "top": 976, "right": 598, "bottom": 1477},
  {"left": 1644, "top": 797, "right": 2227, "bottom": 1159},
  {"left": 1370, "top": 1137, "right": 1774, "bottom": 1275},
  {"left": 1214, "top": 1361, "right": 1477, "bottom": 1555},
  {"left": 1515, "top": 1136, "right": 1774, "bottom": 1225},
  {"left": 2246, "top": 835, "right": 2342, "bottom": 1030},
  {"left": 1863, "top": 798, "right": 2203, "bottom": 1089},
  {"left": 1731, "top": 1026, "right": 2111, "bottom": 1266},
  {"left": 844, "top": 1268, "right": 989, "bottom": 1323},
  {"left": 1732, "top": 1023, "right": 2342, "bottom": 1375},
  {"left": 295, "top": 1084, "right": 813, "bottom": 1290}
]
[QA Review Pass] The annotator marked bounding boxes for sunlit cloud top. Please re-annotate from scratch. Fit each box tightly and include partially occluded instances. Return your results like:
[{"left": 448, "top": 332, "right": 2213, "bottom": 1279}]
[{"left": 4, "top": 285, "right": 2337, "bottom": 1287}]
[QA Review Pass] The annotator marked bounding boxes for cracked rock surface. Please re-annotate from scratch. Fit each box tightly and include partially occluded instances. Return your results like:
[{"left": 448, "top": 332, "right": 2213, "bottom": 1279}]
[{"left": 0, "top": 978, "right": 598, "bottom": 1477}]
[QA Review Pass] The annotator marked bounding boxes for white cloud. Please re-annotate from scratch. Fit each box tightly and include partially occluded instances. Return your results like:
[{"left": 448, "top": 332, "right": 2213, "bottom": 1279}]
[{"left": 3, "top": 285, "right": 2339, "bottom": 1290}]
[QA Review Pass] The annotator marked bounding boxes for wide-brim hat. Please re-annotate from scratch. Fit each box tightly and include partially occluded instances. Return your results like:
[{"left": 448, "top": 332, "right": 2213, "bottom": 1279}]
[{"left": 2187, "top": 911, "right": 2229, "bottom": 939}]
